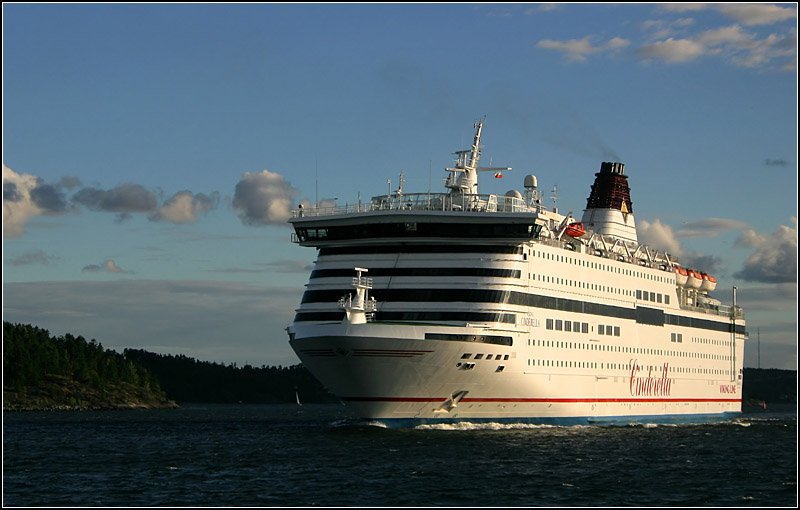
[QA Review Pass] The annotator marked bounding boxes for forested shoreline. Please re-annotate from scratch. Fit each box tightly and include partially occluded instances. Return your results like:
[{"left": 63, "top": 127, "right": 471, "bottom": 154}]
[
  {"left": 3, "top": 322, "right": 335, "bottom": 410},
  {"left": 2, "top": 321, "right": 795, "bottom": 411},
  {"left": 3, "top": 322, "right": 176, "bottom": 410}
]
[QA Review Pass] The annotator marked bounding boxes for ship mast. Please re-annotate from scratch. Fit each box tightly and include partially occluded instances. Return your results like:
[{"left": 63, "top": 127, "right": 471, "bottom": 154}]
[{"left": 445, "top": 118, "right": 510, "bottom": 198}]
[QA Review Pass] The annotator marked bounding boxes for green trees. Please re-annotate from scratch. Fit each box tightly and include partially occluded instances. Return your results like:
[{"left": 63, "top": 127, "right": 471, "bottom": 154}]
[
  {"left": 3, "top": 321, "right": 334, "bottom": 407},
  {"left": 3, "top": 322, "right": 171, "bottom": 409}
]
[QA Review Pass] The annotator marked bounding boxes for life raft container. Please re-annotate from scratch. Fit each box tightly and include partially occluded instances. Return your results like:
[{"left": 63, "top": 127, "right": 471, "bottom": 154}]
[{"left": 564, "top": 222, "right": 586, "bottom": 238}]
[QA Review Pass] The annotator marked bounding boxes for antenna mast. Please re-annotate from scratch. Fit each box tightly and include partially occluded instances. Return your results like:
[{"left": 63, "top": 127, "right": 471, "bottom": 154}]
[{"left": 444, "top": 117, "right": 510, "bottom": 198}]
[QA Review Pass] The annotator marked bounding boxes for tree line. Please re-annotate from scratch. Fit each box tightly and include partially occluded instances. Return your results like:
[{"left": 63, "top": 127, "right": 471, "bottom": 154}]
[
  {"left": 4, "top": 321, "right": 163, "bottom": 394},
  {"left": 3, "top": 321, "right": 334, "bottom": 406},
  {"left": 123, "top": 349, "right": 336, "bottom": 404}
]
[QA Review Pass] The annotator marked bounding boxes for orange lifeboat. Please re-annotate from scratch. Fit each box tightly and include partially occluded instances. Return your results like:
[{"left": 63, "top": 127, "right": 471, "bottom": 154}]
[
  {"left": 699, "top": 272, "right": 717, "bottom": 292},
  {"left": 674, "top": 266, "right": 688, "bottom": 286},
  {"left": 564, "top": 222, "right": 586, "bottom": 238},
  {"left": 685, "top": 269, "right": 703, "bottom": 289}
]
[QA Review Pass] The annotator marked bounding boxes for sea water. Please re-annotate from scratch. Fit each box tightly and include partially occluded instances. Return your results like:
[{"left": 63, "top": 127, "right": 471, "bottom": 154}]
[{"left": 3, "top": 404, "right": 796, "bottom": 506}]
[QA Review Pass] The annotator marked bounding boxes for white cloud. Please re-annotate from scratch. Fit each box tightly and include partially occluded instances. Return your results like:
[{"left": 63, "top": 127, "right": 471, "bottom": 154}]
[
  {"left": 536, "top": 36, "right": 630, "bottom": 62},
  {"left": 717, "top": 4, "right": 797, "bottom": 26},
  {"left": 233, "top": 169, "right": 299, "bottom": 226},
  {"left": 697, "top": 24, "right": 755, "bottom": 47},
  {"left": 659, "top": 4, "right": 707, "bottom": 14},
  {"left": 537, "top": 36, "right": 600, "bottom": 62},
  {"left": 150, "top": 190, "right": 219, "bottom": 224},
  {"left": 605, "top": 37, "right": 631, "bottom": 50},
  {"left": 3, "top": 164, "right": 44, "bottom": 238},
  {"left": 637, "top": 218, "right": 684, "bottom": 256},
  {"left": 734, "top": 219, "right": 798, "bottom": 283}
]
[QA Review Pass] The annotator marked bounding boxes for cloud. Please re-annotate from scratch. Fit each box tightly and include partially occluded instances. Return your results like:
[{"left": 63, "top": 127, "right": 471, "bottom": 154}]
[
  {"left": 29, "top": 182, "right": 70, "bottom": 214},
  {"left": 637, "top": 218, "right": 684, "bottom": 256},
  {"left": 56, "top": 176, "right": 82, "bottom": 190},
  {"left": 72, "top": 183, "right": 158, "bottom": 220},
  {"left": 733, "top": 220, "right": 798, "bottom": 283},
  {"left": 660, "top": 3, "right": 797, "bottom": 26},
  {"left": 3, "top": 165, "right": 48, "bottom": 238},
  {"left": 638, "top": 37, "right": 706, "bottom": 63},
  {"left": 7, "top": 249, "right": 61, "bottom": 266},
  {"left": 678, "top": 252, "right": 724, "bottom": 275},
  {"left": 639, "top": 5, "right": 796, "bottom": 70},
  {"left": 82, "top": 259, "right": 131, "bottom": 274},
  {"left": 536, "top": 36, "right": 630, "bottom": 62},
  {"left": 716, "top": 4, "right": 797, "bottom": 26},
  {"left": 150, "top": 190, "right": 220, "bottom": 224},
  {"left": 233, "top": 169, "right": 298, "bottom": 226},
  {"left": 675, "top": 218, "right": 750, "bottom": 238}
]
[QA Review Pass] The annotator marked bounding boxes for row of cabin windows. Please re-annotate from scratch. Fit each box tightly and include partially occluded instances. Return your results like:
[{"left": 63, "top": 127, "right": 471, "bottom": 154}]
[
  {"left": 545, "top": 318, "right": 590, "bottom": 333},
  {"left": 525, "top": 358, "right": 732, "bottom": 376},
  {"left": 528, "top": 338, "right": 731, "bottom": 361},
  {"left": 637, "top": 289, "right": 670, "bottom": 304},
  {"left": 532, "top": 273, "right": 637, "bottom": 298},
  {"left": 693, "top": 337, "right": 731, "bottom": 346},
  {"left": 530, "top": 249, "right": 673, "bottom": 284},
  {"left": 530, "top": 273, "right": 673, "bottom": 305}
]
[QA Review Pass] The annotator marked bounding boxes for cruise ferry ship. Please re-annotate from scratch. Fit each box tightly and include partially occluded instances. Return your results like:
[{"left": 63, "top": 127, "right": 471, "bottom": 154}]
[{"left": 286, "top": 120, "right": 747, "bottom": 426}]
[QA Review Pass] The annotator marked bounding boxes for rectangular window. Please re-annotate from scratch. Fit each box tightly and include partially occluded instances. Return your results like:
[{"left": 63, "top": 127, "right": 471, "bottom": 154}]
[
  {"left": 461, "top": 353, "right": 472, "bottom": 359},
  {"left": 665, "top": 295, "right": 670, "bottom": 305},
  {"left": 582, "top": 323, "right": 588, "bottom": 334},
  {"left": 574, "top": 321, "right": 581, "bottom": 332},
  {"left": 474, "top": 354, "right": 484, "bottom": 360},
  {"left": 614, "top": 326, "right": 620, "bottom": 336},
  {"left": 546, "top": 318, "right": 554, "bottom": 330},
  {"left": 598, "top": 325, "right": 605, "bottom": 335},
  {"left": 657, "top": 294, "right": 662, "bottom": 303},
  {"left": 565, "top": 321, "right": 572, "bottom": 332},
  {"left": 606, "top": 325, "right": 613, "bottom": 335},
  {"left": 650, "top": 292, "right": 656, "bottom": 301},
  {"left": 556, "top": 320, "right": 563, "bottom": 331},
  {"left": 636, "top": 290, "right": 642, "bottom": 300}
]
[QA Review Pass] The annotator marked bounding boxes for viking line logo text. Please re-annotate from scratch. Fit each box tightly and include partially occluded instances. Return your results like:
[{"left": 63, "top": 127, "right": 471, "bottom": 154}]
[{"left": 629, "top": 360, "right": 673, "bottom": 396}]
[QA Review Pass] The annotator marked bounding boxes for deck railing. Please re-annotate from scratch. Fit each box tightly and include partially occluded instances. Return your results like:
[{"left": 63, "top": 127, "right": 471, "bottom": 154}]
[{"left": 291, "top": 193, "right": 541, "bottom": 218}]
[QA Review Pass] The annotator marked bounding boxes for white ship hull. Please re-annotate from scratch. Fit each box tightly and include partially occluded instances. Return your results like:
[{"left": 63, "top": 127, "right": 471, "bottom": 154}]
[{"left": 291, "top": 300, "right": 744, "bottom": 426}]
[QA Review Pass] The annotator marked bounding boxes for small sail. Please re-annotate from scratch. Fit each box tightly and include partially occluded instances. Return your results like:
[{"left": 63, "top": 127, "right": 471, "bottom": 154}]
[{"left": 295, "top": 390, "right": 302, "bottom": 406}]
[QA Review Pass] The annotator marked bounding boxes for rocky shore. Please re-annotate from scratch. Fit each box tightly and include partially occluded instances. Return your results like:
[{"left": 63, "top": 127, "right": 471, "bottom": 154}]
[{"left": 3, "top": 374, "right": 178, "bottom": 411}]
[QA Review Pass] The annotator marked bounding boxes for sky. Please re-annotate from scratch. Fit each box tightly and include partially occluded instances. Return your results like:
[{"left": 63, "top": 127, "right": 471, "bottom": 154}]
[{"left": 3, "top": 3, "right": 797, "bottom": 369}]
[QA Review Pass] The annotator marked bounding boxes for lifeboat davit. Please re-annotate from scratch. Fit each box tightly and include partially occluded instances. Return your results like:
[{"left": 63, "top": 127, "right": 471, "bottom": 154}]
[
  {"left": 699, "top": 272, "right": 717, "bottom": 292},
  {"left": 685, "top": 269, "right": 703, "bottom": 289},
  {"left": 674, "top": 266, "right": 688, "bottom": 286},
  {"left": 564, "top": 222, "right": 586, "bottom": 238}
]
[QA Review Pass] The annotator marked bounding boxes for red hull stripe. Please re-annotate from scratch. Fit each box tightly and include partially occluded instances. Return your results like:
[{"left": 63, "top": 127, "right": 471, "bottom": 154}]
[{"left": 343, "top": 396, "right": 742, "bottom": 403}]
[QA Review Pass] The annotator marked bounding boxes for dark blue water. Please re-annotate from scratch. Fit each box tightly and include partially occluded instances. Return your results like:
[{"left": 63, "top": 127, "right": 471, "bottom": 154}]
[{"left": 3, "top": 404, "right": 796, "bottom": 506}]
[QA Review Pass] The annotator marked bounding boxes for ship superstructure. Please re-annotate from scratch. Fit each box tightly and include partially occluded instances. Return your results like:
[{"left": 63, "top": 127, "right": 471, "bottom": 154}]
[{"left": 286, "top": 120, "right": 746, "bottom": 426}]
